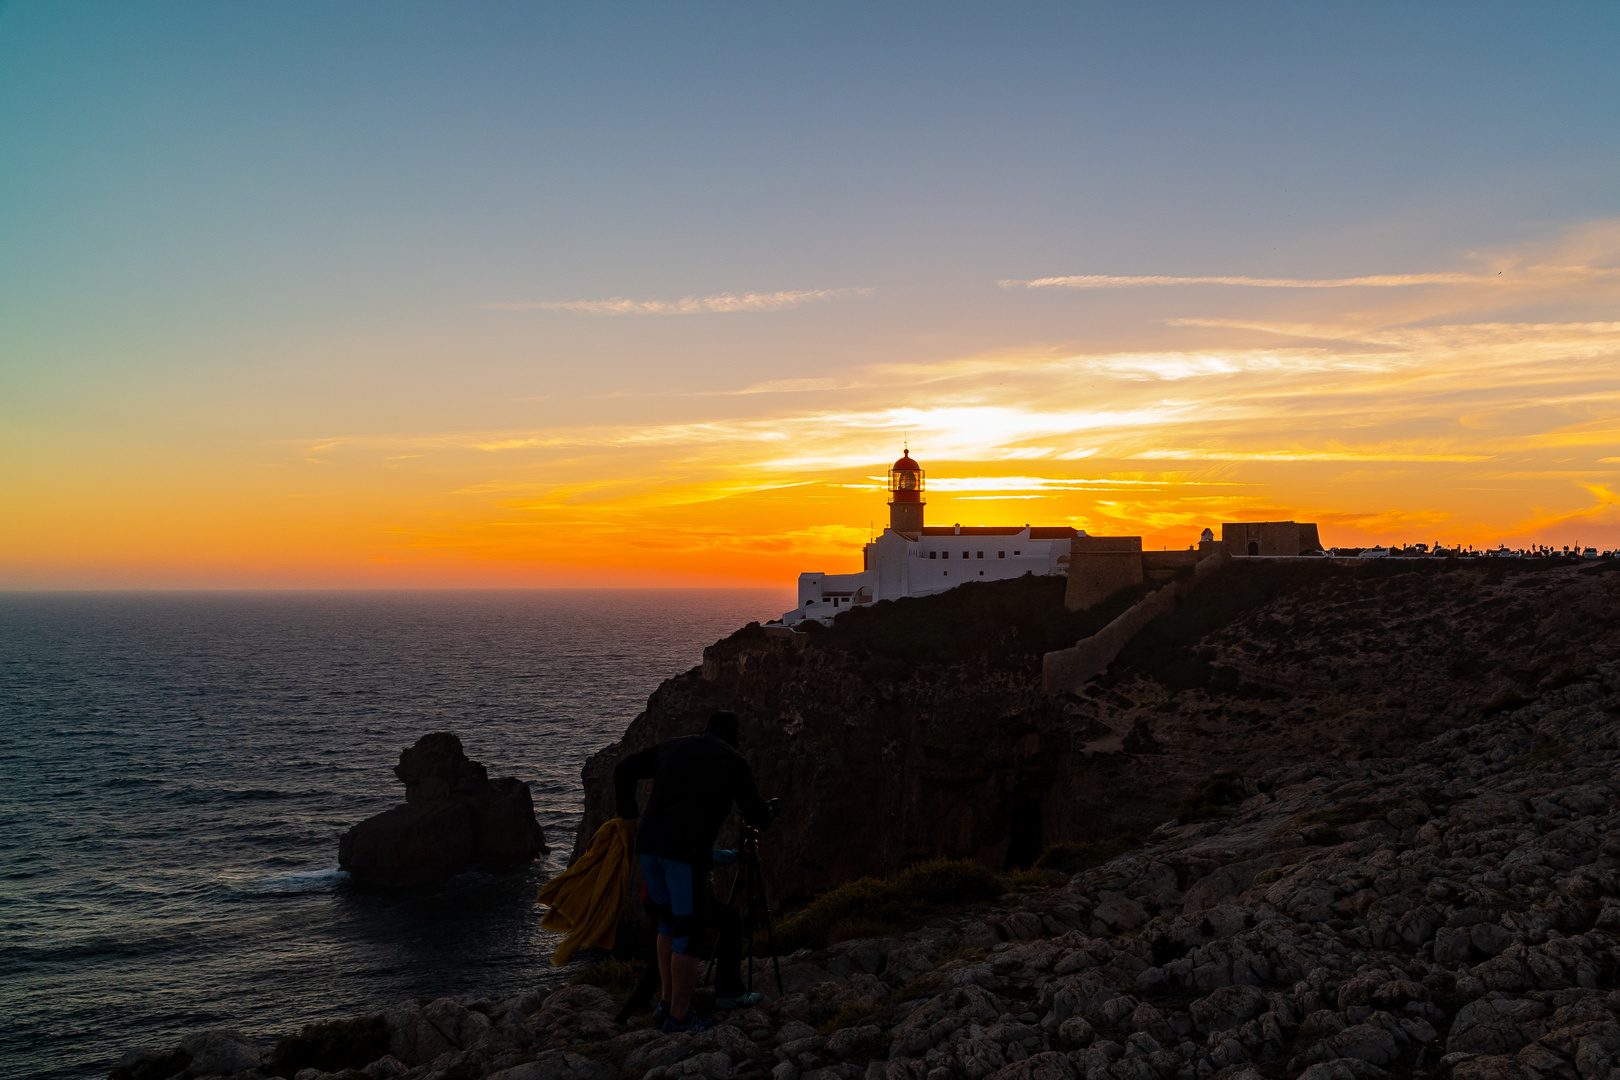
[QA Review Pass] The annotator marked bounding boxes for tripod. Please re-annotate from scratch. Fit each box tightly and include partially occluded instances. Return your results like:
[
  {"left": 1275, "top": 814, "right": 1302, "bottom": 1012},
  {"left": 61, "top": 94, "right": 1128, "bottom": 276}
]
[{"left": 706, "top": 824, "right": 784, "bottom": 996}]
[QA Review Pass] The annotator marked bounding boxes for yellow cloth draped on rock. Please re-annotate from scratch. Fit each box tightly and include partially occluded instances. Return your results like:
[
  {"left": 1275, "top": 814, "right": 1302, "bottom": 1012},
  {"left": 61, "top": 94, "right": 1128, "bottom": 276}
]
[{"left": 536, "top": 817, "right": 634, "bottom": 966}]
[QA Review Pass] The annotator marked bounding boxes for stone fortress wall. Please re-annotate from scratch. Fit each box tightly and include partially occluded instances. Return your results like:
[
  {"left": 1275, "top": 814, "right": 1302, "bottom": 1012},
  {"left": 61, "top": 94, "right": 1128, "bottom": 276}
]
[
  {"left": 1219, "top": 519, "right": 1324, "bottom": 557},
  {"left": 1063, "top": 536, "right": 1144, "bottom": 612}
]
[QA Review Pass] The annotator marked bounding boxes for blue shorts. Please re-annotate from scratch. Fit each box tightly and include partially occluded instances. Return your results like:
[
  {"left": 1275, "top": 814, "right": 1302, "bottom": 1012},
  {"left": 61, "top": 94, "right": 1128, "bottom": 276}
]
[{"left": 640, "top": 855, "right": 707, "bottom": 956}]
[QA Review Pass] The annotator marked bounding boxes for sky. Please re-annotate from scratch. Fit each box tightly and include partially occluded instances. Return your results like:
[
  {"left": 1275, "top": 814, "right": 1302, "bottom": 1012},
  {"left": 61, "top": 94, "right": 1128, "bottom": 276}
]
[{"left": 2, "top": 2, "right": 1619, "bottom": 588}]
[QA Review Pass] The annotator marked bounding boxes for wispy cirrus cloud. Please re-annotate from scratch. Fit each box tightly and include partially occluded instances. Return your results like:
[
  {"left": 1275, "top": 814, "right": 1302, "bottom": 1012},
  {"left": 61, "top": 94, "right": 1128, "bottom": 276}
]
[
  {"left": 1123, "top": 448, "right": 1492, "bottom": 463},
  {"left": 999, "top": 266, "right": 1619, "bottom": 291},
  {"left": 722, "top": 377, "right": 864, "bottom": 395},
  {"left": 484, "top": 287, "right": 871, "bottom": 315},
  {"left": 1001, "top": 272, "right": 1490, "bottom": 290}
]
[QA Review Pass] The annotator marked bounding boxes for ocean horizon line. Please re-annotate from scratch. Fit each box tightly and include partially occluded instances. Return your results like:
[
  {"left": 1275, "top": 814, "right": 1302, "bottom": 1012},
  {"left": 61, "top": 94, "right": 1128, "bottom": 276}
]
[{"left": 0, "top": 584, "right": 797, "bottom": 595}]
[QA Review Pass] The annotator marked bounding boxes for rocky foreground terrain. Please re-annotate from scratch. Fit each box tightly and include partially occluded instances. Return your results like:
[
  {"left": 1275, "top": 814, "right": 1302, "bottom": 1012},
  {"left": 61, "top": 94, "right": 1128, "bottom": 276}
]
[{"left": 115, "top": 653, "right": 1620, "bottom": 1080}]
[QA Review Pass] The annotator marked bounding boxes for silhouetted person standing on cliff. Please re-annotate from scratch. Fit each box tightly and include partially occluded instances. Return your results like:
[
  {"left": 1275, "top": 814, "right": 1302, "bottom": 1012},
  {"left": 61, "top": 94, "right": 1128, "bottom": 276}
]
[{"left": 614, "top": 710, "right": 772, "bottom": 1034}]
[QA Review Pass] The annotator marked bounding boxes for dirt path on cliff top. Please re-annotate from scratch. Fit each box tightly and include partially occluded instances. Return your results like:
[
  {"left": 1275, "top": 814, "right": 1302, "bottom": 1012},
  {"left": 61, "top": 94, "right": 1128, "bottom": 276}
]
[{"left": 576, "top": 559, "right": 1620, "bottom": 905}]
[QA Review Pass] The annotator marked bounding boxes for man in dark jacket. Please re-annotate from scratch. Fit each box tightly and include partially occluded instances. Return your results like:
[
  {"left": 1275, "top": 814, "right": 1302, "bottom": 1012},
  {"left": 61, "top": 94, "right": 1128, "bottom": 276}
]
[{"left": 614, "top": 710, "right": 771, "bottom": 1034}]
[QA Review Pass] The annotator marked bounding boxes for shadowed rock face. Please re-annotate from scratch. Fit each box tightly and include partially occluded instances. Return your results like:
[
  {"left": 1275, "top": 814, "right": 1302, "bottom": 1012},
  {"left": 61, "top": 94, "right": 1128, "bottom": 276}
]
[
  {"left": 339, "top": 732, "right": 546, "bottom": 886},
  {"left": 574, "top": 560, "right": 1620, "bottom": 907}
]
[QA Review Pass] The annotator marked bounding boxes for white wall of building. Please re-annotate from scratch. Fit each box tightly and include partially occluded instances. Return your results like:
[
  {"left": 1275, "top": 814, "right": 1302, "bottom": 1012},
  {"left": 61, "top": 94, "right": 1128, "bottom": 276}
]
[{"left": 780, "top": 526, "right": 1074, "bottom": 626}]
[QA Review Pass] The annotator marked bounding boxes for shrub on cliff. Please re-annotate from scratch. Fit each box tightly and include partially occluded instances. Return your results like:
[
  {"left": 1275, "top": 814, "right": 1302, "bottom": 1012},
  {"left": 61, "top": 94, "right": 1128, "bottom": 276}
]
[
  {"left": 772, "top": 858, "right": 1004, "bottom": 951},
  {"left": 269, "top": 1016, "right": 389, "bottom": 1077},
  {"left": 893, "top": 858, "right": 1004, "bottom": 903},
  {"left": 1033, "top": 836, "right": 1140, "bottom": 875},
  {"left": 569, "top": 957, "right": 646, "bottom": 998},
  {"left": 1175, "top": 771, "right": 1247, "bottom": 821}
]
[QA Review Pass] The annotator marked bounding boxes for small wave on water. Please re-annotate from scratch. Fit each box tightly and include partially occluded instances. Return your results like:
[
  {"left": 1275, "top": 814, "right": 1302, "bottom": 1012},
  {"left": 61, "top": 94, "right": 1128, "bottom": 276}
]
[
  {"left": 0, "top": 587, "right": 790, "bottom": 1080},
  {"left": 225, "top": 866, "right": 352, "bottom": 896}
]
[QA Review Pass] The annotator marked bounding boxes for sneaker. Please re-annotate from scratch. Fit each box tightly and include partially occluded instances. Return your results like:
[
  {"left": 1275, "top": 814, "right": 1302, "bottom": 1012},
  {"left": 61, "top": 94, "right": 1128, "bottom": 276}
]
[
  {"left": 651, "top": 1000, "right": 670, "bottom": 1023},
  {"left": 663, "top": 1013, "right": 714, "bottom": 1034},
  {"left": 715, "top": 992, "right": 763, "bottom": 1009}
]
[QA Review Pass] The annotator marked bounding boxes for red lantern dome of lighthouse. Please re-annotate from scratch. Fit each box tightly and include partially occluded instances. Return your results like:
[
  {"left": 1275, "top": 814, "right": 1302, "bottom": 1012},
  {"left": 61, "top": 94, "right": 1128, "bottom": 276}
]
[
  {"left": 888, "top": 449, "right": 924, "bottom": 503},
  {"left": 887, "top": 447, "right": 925, "bottom": 534}
]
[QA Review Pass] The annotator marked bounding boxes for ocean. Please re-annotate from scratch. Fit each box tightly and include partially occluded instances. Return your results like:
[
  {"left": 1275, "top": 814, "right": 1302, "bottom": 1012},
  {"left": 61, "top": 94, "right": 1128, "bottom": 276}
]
[{"left": 0, "top": 589, "right": 792, "bottom": 1080}]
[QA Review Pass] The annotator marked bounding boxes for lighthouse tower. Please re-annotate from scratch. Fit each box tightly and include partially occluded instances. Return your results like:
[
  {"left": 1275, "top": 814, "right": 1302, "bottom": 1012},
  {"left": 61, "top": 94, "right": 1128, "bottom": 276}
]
[{"left": 888, "top": 448, "right": 925, "bottom": 536}]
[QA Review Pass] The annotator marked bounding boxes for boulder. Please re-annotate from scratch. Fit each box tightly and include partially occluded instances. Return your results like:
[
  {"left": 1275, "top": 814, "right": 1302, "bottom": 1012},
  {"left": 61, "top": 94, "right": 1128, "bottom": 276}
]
[
  {"left": 1447, "top": 998, "right": 1549, "bottom": 1056},
  {"left": 109, "top": 1047, "right": 193, "bottom": 1080},
  {"left": 985, "top": 1051, "right": 1078, "bottom": 1080},
  {"left": 1092, "top": 893, "right": 1147, "bottom": 931},
  {"left": 1296, "top": 1061, "right": 1391, "bottom": 1080},
  {"left": 487, "top": 1051, "right": 614, "bottom": 1080},
  {"left": 421, "top": 998, "right": 491, "bottom": 1051},
  {"left": 384, "top": 1004, "right": 456, "bottom": 1065},
  {"left": 1451, "top": 1055, "right": 1531, "bottom": 1080},
  {"left": 339, "top": 732, "right": 546, "bottom": 886},
  {"left": 1189, "top": 985, "right": 1269, "bottom": 1035},
  {"left": 1304, "top": 1023, "right": 1401, "bottom": 1066},
  {"left": 175, "top": 1029, "right": 263, "bottom": 1075}
]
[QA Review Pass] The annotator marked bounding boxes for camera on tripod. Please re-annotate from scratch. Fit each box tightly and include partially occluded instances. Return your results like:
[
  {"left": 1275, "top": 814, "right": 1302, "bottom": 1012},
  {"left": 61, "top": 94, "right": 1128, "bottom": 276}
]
[
  {"left": 709, "top": 795, "right": 785, "bottom": 995},
  {"left": 740, "top": 798, "right": 781, "bottom": 847}
]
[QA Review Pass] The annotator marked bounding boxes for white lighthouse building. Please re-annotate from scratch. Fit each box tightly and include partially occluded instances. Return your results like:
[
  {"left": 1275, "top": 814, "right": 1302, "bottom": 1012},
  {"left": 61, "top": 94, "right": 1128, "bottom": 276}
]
[{"left": 779, "top": 449, "right": 1082, "bottom": 626}]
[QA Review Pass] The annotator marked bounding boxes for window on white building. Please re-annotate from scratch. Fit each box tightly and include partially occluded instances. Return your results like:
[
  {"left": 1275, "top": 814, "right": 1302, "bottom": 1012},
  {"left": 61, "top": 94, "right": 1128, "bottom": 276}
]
[
  {"left": 976, "top": 551, "right": 983, "bottom": 559},
  {"left": 998, "top": 551, "right": 1005, "bottom": 558},
  {"left": 1013, "top": 550, "right": 1021, "bottom": 555},
  {"left": 928, "top": 551, "right": 936, "bottom": 559}
]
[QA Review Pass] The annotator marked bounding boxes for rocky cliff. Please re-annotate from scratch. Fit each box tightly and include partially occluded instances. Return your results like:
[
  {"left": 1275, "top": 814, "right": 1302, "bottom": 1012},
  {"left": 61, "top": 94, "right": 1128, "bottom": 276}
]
[
  {"left": 575, "top": 559, "right": 1620, "bottom": 906},
  {"left": 114, "top": 645, "right": 1620, "bottom": 1080}
]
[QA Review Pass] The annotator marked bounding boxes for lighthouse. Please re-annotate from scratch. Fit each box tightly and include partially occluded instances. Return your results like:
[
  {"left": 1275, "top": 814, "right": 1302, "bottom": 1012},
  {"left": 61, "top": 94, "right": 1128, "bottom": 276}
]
[
  {"left": 776, "top": 448, "right": 1082, "bottom": 626},
  {"left": 888, "top": 448, "right": 925, "bottom": 536}
]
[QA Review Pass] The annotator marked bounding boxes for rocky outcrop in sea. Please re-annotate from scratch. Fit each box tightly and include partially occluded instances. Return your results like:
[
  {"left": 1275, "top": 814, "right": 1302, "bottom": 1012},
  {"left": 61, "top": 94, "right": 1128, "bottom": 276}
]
[
  {"left": 338, "top": 732, "right": 547, "bottom": 886},
  {"left": 116, "top": 656, "right": 1620, "bottom": 1080}
]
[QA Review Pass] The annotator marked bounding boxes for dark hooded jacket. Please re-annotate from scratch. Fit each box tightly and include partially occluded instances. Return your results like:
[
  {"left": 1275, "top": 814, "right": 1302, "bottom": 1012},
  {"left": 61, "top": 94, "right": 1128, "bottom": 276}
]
[{"left": 613, "top": 732, "right": 770, "bottom": 871}]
